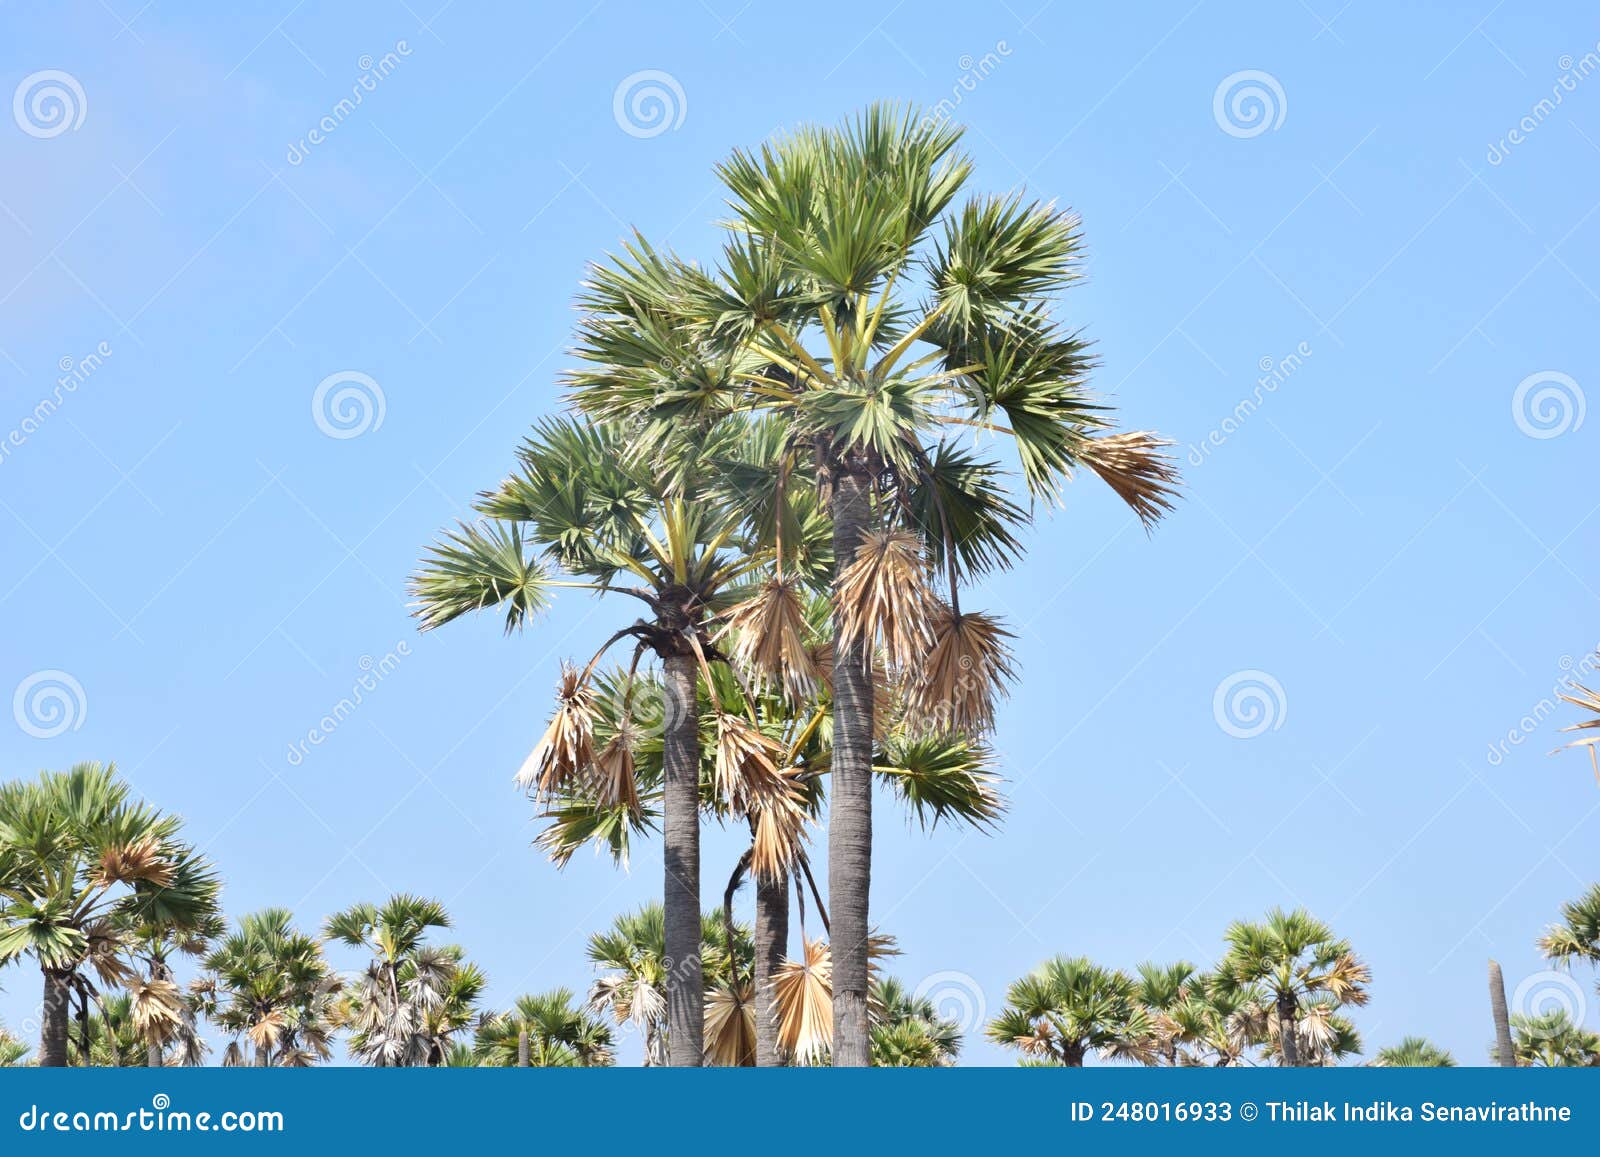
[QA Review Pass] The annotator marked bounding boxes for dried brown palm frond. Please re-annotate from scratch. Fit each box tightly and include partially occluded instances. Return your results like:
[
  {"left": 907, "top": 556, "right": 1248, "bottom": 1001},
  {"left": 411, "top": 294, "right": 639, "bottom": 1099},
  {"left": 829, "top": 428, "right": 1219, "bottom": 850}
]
[
  {"left": 903, "top": 605, "right": 1017, "bottom": 735},
  {"left": 127, "top": 975, "right": 184, "bottom": 1045},
  {"left": 584, "top": 733, "right": 642, "bottom": 819},
  {"left": 1078, "top": 430, "right": 1182, "bottom": 531},
  {"left": 834, "top": 530, "right": 937, "bottom": 670},
  {"left": 772, "top": 937, "right": 833, "bottom": 1065},
  {"left": 750, "top": 791, "right": 808, "bottom": 883},
  {"left": 703, "top": 980, "right": 757, "bottom": 1067},
  {"left": 94, "top": 836, "right": 176, "bottom": 889},
  {"left": 717, "top": 577, "right": 820, "bottom": 704},
  {"left": 1321, "top": 952, "right": 1372, "bottom": 1005},
  {"left": 715, "top": 713, "right": 809, "bottom": 880},
  {"left": 1555, "top": 679, "right": 1600, "bottom": 784},
  {"left": 516, "top": 664, "right": 597, "bottom": 796}
]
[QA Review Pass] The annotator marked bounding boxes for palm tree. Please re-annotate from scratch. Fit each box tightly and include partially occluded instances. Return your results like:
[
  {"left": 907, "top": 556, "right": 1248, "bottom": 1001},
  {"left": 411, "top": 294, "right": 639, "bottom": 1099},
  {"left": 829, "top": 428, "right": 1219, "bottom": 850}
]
[
  {"left": 68, "top": 992, "right": 144, "bottom": 1066},
  {"left": 324, "top": 894, "right": 484, "bottom": 1066},
  {"left": 413, "top": 418, "right": 815, "bottom": 1066},
  {"left": 986, "top": 956, "right": 1157, "bottom": 1066},
  {"left": 569, "top": 105, "right": 1180, "bottom": 1061},
  {"left": 1166, "top": 972, "right": 1270, "bottom": 1066},
  {"left": 1218, "top": 908, "right": 1370, "bottom": 1067},
  {"left": 1489, "top": 959, "right": 1516, "bottom": 1067},
  {"left": 122, "top": 912, "right": 225, "bottom": 1067},
  {"left": 1374, "top": 1036, "right": 1456, "bottom": 1067},
  {"left": 1258, "top": 997, "right": 1363, "bottom": 1066},
  {"left": 1539, "top": 883, "right": 1600, "bottom": 977},
  {"left": 0, "top": 762, "right": 218, "bottom": 1066},
  {"left": 474, "top": 989, "right": 614, "bottom": 1067},
  {"left": 0, "top": 1022, "right": 27, "bottom": 1066},
  {"left": 193, "top": 909, "right": 340, "bottom": 1067},
  {"left": 1507, "top": 1009, "right": 1600, "bottom": 1066},
  {"left": 1134, "top": 960, "right": 1198, "bottom": 1065},
  {"left": 870, "top": 976, "right": 961, "bottom": 1066}
]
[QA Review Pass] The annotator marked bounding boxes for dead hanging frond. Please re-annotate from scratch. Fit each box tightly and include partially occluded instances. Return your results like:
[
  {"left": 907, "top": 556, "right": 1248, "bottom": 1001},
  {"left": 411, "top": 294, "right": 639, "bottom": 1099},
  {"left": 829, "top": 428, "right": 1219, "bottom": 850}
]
[
  {"left": 1555, "top": 680, "right": 1600, "bottom": 785},
  {"left": 904, "top": 605, "right": 1017, "bottom": 735},
  {"left": 1078, "top": 431, "right": 1182, "bottom": 531},
  {"left": 94, "top": 836, "right": 176, "bottom": 890},
  {"left": 516, "top": 664, "right": 598, "bottom": 796},
  {"left": 586, "top": 732, "right": 642, "bottom": 819},
  {"left": 714, "top": 714, "right": 807, "bottom": 880},
  {"left": 771, "top": 934, "right": 901, "bottom": 1066},
  {"left": 703, "top": 980, "right": 757, "bottom": 1067},
  {"left": 834, "top": 530, "right": 937, "bottom": 670},
  {"left": 772, "top": 938, "right": 833, "bottom": 1065},
  {"left": 717, "top": 577, "right": 821, "bottom": 704}
]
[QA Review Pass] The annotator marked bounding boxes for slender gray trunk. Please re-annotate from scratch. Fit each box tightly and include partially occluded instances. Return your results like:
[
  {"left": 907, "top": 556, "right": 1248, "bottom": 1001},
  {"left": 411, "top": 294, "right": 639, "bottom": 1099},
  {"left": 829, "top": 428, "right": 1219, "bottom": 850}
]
[
  {"left": 1276, "top": 994, "right": 1299, "bottom": 1067},
  {"left": 754, "top": 868, "right": 789, "bottom": 1066},
  {"left": 661, "top": 649, "right": 704, "bottom": 1066},
  {"left": 1489, "top": 959, "right": 1516, "bottom": 1067},
  {"left": 147, "top": 1042, "right": 163, "bottom": 1068},
  {"left": 517, "top": 1030, "right": 530, "bottom": 1067},
  {"left": 38, "top": 969, "right": 71, "bottom": 1068},
  {"left": 829, "top": 470, "right": 874, "bottom": 1066}
]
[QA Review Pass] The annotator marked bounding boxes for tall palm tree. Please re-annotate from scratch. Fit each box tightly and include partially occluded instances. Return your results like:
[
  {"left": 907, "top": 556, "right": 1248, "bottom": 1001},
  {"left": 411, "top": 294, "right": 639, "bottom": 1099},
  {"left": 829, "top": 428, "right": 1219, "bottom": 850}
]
[
  {"left": 0, "top": 762, "right": 218, "bottom": 1067},
  {"left": 1488, "top": 959, "right": 1516, "bottom": 1067},
  {"left": 569, "top": 105, "right": 1180, "bottom": 1061},
  {"left": 1374, "top": 1036, "right": 1456, "bottom": 1067},
  {"left": 987, "top": 956, "right": 1157, "bottom": 1066},
  {"left": 413, "top": 418, "right": 815, "bottom": 1066},
  {"left": 1218, "top": 908, "right": 1370, "bottom": 1067},
  {"left": 1507, "top": 1009, "right": 1600, "bottom": 1066},
  {"left": 474, "top": 989, "right": 615, "bottom": 1067},
  {"left": 193, "top": 908, "right": 340, "bottom": 1067}
]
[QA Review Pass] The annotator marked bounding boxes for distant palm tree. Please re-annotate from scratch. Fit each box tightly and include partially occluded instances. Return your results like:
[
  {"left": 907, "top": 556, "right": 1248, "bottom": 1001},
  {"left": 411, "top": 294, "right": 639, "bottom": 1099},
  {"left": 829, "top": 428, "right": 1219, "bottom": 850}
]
[
  {"left": 1539, "top": 883, "right": 1600, "bottom": 976},
  {"left": 193, "top": 909, "right": 339, "bottom": 1067},
  {"left": 1374, "top": 1036, "right": 1456, "bottom": 1067},
  {"left": 69, "top": 992, "right": 142, "bottom": 1066},
  {"left": 570, "top": 104, "right": 1180, "bottom": 1060},
  {"left": 1508, "top": 1010, "right": 1600, "bottom": 1066},
  {"left": 122, "top": 913, "right": 225, "bottom": 1067},
  {"left": 1218, "top": 908, "right": 1370, "bottom": 1067},
  {"left": 325, "top": 894, "right": 484, "bottom": 1066},
  {"left": 1134, "top": 961, "right": 1198, "bottom": 1065},
  {"left": 987, "top": 956, "right": 1157, "bottom": 1066},
  {"left": 870, "top": 976, "right": 961, "bottom": 1067},
  {"left": 1258, "top": 998, "right": 1363, "bottom": 1066},
  {"left": 474, "top": 989, "right": 614, "bottom": 1067},
  {"left": 0, "top": 763, "right": 218, "bottom": 1066},
  {"left": 0, "top": 1022, "right": 27, "bottom": 1066},
  {"left": 1489, "top": 959, "right": 1516, "bottom": 1067},
  {"left": 1166, "top": 972, "right": 1270, "bottom": 1066}
]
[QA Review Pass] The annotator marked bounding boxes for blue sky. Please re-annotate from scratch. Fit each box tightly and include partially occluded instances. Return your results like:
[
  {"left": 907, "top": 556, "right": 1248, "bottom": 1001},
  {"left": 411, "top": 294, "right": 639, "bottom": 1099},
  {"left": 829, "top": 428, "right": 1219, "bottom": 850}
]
[{"left": 2, "top": 1, "right": 1598, "bottom": 1066}]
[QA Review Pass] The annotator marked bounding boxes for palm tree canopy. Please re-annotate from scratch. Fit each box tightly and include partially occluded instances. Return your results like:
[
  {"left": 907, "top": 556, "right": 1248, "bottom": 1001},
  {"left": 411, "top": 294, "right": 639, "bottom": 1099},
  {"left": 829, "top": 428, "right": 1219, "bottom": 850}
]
[
  {"left": 475, "top": 988, "right": 614, "bottom": 1067},
  {"left": 193, "top": 908, "right": 340, "bottom": 1067},
  {"left": 1375, "top": 1036, "right": 1456, "bottom": 1067},
  {"left": 1218, "top": 907, "right": 1371, "bottom": 1008},
  {"left": 1539, "top": 883, "right": 1600, "bottom": 969},
  {"left": 1507, "top": 1009, "right": 1600, "bottom": 1067},
  {"left": 987, "top": 955, "right": 1156, "bottom": 1065}
]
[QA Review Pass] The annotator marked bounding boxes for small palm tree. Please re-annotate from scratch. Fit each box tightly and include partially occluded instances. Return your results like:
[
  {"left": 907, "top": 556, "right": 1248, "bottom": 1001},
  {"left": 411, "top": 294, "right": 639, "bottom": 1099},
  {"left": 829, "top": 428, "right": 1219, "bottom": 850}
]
[
  {"left": 1374, "top": 1036, "right": 1456, "bottom": 1067},
  {"left": 1218, "top": 908, "right": 1370, "bottom": 1067},
  {"left": 122, "top": 913, "right": 225, "bottom": 1067},
  {"left": 1508, "top": 1009, "right": 1600, "bottom": 1066},
  {"left": 870, "top": 976, "right": 961, "bottom": 1066},
  {"left": 0, "top": 762, "right": 218, "bottom": 1066},
  {"left": 325, "top": 894, "right": 483, "bottom": 1066},
  {"left": 474, "top": 989, "right": 614, "bottom": 1067},
  {"left": 570, "top": 104, "right": 1180, "bottom": 1061},
  {"left": 193, "top": 909, "right": 340, "bottom": 1067},
  {"left": 987, "top": 956, "right": 1157, "bottom": 1066},
  {"left": 1167, "top": 972, "right": 1270, "bottom": 1066},
  {"left": 1134, "top": 961, "right": 1198, "bottom": 1065},
  {"left": 585, "top": 905, "right": 671, "bottom": 1066}
]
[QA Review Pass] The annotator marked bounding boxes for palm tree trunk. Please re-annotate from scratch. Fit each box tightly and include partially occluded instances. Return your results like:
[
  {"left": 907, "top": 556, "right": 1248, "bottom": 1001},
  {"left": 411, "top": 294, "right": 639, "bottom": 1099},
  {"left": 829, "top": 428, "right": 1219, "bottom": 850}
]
[
  {"left": 754, "top": 867, "right": 789, "bottom": 1066},
  {"left": 517, "top": 1030, "right": 530, "bottom": 1067},
  {"left": 661, "top": 648, "right": 704, "bottom": 1066},
  {"left": 1276, "top": 994, "right": 1299, "bottom": 1067},
  {"left": 829, "top": 467, "right": 875, "bottom": 1067},
  {"left": 38, "top": 969, "right": 71, "bottom": 1068},
  {"left": 1489, "top": 959, "right": 1516, "bottom": 1067},
  {"left": 147, "top": 1042, "right": 163, "bottom": 1067}
]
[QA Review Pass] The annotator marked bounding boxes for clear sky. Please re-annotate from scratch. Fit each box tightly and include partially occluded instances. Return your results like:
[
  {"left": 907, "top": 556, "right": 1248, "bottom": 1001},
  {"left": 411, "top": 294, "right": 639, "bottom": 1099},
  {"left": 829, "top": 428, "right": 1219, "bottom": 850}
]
[{"left": 2, "top": 1, "right": 1598, "bottom": 1066}]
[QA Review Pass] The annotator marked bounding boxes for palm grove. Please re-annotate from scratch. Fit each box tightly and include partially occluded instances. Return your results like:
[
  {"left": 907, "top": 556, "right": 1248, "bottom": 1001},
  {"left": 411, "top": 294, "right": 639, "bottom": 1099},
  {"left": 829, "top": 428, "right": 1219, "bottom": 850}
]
[{"left": 5, "top": 107, "right": 1600, "bottom": 1068}]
